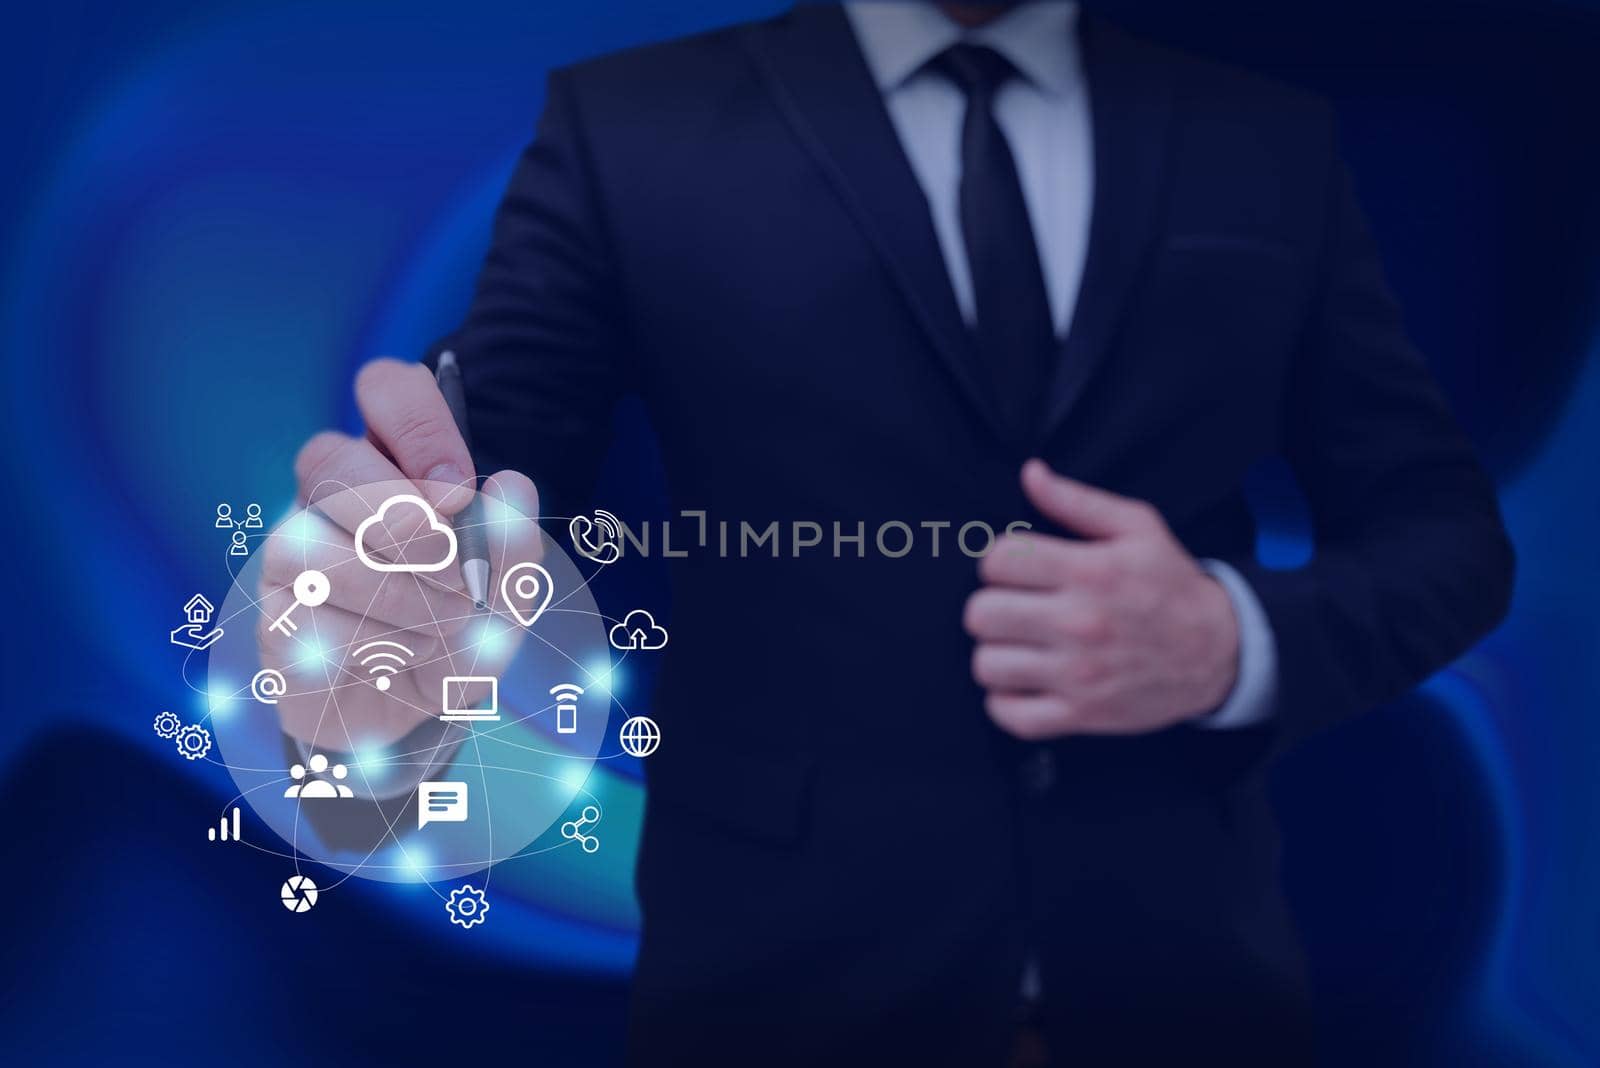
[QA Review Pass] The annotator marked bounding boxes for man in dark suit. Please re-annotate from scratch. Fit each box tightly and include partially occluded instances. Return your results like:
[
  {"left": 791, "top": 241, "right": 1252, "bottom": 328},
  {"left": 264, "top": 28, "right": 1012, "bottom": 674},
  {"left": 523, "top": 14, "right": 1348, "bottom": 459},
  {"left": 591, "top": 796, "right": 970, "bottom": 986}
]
[{"left": 285, "top": 2, "right": 1513, "bottom": 1063}]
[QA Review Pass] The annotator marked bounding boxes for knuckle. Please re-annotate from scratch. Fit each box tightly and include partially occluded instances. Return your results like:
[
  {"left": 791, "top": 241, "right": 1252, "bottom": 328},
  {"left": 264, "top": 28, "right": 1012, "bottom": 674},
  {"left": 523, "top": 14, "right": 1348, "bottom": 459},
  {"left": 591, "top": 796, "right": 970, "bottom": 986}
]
[
  {"left": 1068, "top": 655, "right": 1107, "bottom": 687},
  {"left": 994, "top": 533, "right": 1030, "bottom": 559},
  {"left": 1049, "top": 656, "right": 1081, "bottom": 691},
  {"left": 1076, "top": 559, "right": 1114, "bottom": 590},
  {"left": 1042, "top": 553, "right": 1076, "bottom": 587},
  {"left": 1044, "top": 607, "right": 1079, "bottom": 643},
  {"left": 369, "top": 580, "right": 419, "bottom": 629},
  {"left": 1099, "top": 553, "right": 1130, "bottom": 583},
  {"left": 962, "top": 593, "right": 993, "bottom": 636},
  {"left": 970, "top": 647, "right": 993, "bottom": 685},
  {"left": 982, "top": 694, "right": 1023, "bottom": 732},
  {"left": 294, "top": 432, "right": 348, "bottom": 488},
  {"left": 258, "top": 535, "right": 299, "bottom": 587},
  {"left": 252, "top": 592, "right": 290, "bottom": 643},
  {"left": 387, "top": 405, "right": 456, "bottom": 463},
  {"left": 1074, "top": 607, "right": 1113, "bottom": 643},
  {"left": 1130, "top": 501, "right": 1162, "bottom": 529}
]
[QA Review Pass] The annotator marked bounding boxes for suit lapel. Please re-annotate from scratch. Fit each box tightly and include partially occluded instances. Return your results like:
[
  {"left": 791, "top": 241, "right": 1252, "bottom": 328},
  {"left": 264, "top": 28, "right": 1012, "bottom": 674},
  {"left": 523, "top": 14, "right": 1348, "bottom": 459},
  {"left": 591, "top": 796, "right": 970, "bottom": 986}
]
[
  {"left": 1039, "top": 17, "right": 1178, "bottom": 440},
  {"left": 744, "top": 5, "right": 1009, "bottom": 440}
]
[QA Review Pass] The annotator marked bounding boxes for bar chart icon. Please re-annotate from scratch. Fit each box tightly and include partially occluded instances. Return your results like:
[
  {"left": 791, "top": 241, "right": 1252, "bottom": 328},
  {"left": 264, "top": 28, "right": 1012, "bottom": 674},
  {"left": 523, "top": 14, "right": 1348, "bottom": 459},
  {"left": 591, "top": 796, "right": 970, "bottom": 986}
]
[{"left": 208, "top": 807, "right": 241, "bottom": 842}]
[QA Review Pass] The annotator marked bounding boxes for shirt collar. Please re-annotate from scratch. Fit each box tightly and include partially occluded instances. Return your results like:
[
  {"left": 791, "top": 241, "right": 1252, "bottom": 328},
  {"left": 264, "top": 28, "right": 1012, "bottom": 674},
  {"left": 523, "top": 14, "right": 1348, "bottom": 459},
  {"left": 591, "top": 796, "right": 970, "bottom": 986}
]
[{"left": 844, "top": 2, "right": 1082, "bottom": 97}]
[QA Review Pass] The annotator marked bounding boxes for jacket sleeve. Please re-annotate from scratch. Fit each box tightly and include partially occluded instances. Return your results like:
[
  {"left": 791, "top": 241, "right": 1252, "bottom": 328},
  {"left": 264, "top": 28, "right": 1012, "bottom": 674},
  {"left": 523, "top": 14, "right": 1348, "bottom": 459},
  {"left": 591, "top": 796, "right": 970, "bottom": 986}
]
[
  {"left": 426, "top": 67, "right": 630, "bottom": 522},
  {"left": 1227, "top": 144, "right": 1515, "bottom": 749}
]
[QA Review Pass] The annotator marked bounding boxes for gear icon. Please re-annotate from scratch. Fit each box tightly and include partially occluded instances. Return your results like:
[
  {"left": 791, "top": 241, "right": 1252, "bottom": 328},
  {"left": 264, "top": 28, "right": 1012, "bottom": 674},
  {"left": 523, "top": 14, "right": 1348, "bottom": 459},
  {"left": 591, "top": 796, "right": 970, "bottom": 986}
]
[
  {"left": 445, "top": 884, "right": 489, "bottom": 929},
  {"left": 175, "top": 724, "right": 212, "bottom": 761},
  {"left": 153, "top": 711, "right": 183, "bottom": 739}
]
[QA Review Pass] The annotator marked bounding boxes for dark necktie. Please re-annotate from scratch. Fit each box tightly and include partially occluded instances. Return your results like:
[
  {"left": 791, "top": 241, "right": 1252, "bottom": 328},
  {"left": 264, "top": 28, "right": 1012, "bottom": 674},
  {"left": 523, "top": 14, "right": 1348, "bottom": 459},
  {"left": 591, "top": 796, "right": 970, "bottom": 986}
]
[{"left": 932, "top": 43, "right": 1056, "bottom": 437}]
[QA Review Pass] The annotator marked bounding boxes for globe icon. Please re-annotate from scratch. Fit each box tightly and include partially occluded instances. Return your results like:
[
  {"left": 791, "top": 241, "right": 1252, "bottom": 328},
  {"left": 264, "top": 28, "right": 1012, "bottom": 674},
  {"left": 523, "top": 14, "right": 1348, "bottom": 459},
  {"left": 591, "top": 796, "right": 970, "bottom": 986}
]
[{"left": 619, "top": 715, "right": 661, "bottom": 758}]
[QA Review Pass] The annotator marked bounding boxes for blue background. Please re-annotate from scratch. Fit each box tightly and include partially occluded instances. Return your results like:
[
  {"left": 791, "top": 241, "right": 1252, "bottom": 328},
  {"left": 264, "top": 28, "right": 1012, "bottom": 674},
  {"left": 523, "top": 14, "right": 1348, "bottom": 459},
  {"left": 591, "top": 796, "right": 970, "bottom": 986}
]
[{"left": 1, "top": 1, "right": 1597, "bottom": 1063}]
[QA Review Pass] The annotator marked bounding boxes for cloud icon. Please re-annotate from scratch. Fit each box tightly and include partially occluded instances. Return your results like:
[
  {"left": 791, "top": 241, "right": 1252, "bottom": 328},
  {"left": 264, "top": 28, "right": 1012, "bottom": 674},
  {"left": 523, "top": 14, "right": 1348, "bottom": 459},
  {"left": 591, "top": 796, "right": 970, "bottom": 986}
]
[
  {"left": 354, "top": 493, "right": 458, "bottom": 573},
  {"left": 609, "top": 609, "right": 669, "bottom": 651}
]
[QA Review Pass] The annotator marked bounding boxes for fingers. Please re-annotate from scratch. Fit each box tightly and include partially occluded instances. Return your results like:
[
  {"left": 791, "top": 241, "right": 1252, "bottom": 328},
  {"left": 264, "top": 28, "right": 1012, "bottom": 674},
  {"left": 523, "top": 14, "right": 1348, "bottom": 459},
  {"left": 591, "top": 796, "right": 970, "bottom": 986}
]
[
  {"left": 481, "top": 469, "right": 540, "bottom": 524},
  {"left": 276, "top": 444, "right": 547, "bottom": 634},
  {"left": 255, "top": 583, "right": 449, "bottom": 670},
  {"left": 258, "top": 560, "right": 529, "bottom": 748},
  {"left": 294, "top": 435, "right": 440, "bottom": 566},
  {"left": 259, "top": 511, "right": 475, "bottom": 639},
  {"left": 978, "top": 531, "right": 1103, "bottom": 590},
  {"left": 984, "top": 694, "right": 1071, "bottom": 741},
  {"left": 476, "top": 469, "right": 545, "bottom": 571},
  {"left": 355, "top": 358, "right": 475, "bottom": 514},
  {"left": 963, "top": 588, "right": 1108, "bottom": 646},
  {"left": 1020, "top": 458, "right": 1161, "bottom": 540},
  {"left": 295, "top": 432, "right": 405, "bottom": 511},
  {"left": 971, "top": 644, "right": 1060, "bottom": 692}
]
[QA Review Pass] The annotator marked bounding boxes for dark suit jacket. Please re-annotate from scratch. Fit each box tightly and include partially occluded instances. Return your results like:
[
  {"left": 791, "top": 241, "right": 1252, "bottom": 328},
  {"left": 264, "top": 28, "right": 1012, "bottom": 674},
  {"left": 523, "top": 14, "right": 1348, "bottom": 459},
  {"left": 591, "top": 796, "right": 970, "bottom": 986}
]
[{"left": 434, "top": 5, "right": 1513, "bottom": 1064}]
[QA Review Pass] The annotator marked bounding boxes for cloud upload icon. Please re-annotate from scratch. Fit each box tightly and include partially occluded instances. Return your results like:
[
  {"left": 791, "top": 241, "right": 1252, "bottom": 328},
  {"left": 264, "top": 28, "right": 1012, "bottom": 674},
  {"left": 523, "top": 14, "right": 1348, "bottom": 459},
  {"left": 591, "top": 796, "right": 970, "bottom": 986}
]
[
  {"left": 609, "top": 609, "right": 669, "bottom": 651},
  {"left": 354, "top": 493, "right": 459, "bottom": 573}
]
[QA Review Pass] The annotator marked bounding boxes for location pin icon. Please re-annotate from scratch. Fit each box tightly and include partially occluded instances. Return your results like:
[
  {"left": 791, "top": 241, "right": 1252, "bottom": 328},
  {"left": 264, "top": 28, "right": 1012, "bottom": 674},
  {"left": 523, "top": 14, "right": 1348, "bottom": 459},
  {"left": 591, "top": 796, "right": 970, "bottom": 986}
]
[{"left": 499, "top": 562, "right": 554, "bottom": 628}]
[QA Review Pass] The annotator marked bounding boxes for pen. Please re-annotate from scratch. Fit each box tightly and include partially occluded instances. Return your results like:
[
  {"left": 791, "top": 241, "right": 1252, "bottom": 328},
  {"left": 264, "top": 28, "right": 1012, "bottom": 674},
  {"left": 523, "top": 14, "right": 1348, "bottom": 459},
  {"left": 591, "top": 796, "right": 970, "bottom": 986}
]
[{"left": 434, "top": 350, "right": 490, "bottom": 610}]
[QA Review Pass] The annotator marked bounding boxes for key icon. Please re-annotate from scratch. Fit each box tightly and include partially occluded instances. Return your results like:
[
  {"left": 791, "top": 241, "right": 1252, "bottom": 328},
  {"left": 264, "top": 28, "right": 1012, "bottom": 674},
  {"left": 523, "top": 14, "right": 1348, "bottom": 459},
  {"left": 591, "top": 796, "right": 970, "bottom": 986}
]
[{"left": 269, "top": 569, "right": 331, "bottom": 637}]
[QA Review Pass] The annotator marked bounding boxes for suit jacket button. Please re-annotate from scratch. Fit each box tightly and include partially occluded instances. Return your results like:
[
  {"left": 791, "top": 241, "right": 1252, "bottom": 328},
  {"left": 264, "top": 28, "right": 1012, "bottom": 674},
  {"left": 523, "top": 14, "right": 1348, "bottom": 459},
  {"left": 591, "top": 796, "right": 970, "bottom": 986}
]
[{"left": 1021, "top": 749, "right": 1057, "bottom": 795}]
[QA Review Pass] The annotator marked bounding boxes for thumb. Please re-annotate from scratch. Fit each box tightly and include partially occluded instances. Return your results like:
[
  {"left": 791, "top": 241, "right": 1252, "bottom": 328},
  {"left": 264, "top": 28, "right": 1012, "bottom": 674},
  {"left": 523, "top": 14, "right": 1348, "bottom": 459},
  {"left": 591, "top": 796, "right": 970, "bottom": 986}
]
[{"left": 1021, "top": 459, "right": 1159, "bottom": 540}]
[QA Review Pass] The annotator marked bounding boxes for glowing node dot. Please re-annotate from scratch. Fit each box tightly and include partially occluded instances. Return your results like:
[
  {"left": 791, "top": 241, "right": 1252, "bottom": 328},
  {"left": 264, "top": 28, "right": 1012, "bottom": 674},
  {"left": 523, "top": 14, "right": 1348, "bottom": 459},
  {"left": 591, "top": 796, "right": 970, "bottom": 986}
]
[{"left": 375, "top": 676, "right": 391, "bottom": 692}]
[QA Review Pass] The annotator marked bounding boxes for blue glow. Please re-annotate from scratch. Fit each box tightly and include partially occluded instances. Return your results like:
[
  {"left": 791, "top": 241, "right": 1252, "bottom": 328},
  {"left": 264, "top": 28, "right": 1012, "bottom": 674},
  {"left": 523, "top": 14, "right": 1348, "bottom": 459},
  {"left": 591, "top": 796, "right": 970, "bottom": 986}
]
[
  {"left": 393, "top": 843, "right": 433, "bottom": 883},
  {"left": 289, "top": 637, "right": 333, "bottom": 671},
  {"left": 583, "top": 658, "right": 618, "bottom": 695},
  {"left": 349, "top": 745, "right": 392, "bottom": 785},
  {"left": 204, "top": 678, "right": 236, "bottom": 717},
  {"left": 278, "top": 511, "right": 315, "bottom": 546},
  {"left": 483, "top": 493, "right": 522, "bottom": 525},
  {"left": 472, "top": 619, "right": 513, "bottom": 659}
]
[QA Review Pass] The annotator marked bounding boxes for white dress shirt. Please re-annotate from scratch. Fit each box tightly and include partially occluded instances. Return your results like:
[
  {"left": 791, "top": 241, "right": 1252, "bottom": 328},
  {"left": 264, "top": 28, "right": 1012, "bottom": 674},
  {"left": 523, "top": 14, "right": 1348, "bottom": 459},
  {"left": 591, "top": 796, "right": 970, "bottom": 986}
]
[{"left": 844, "top": 1, "right": 1276, "bottom": 730}]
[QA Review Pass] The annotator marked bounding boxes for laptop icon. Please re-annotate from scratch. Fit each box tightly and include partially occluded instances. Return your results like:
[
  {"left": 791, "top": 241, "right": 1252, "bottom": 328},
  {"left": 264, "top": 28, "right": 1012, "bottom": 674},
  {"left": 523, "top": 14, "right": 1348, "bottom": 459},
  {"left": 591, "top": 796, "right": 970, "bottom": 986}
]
[{"left": 441, "top": 676, "right": 499, "bottom": 722}]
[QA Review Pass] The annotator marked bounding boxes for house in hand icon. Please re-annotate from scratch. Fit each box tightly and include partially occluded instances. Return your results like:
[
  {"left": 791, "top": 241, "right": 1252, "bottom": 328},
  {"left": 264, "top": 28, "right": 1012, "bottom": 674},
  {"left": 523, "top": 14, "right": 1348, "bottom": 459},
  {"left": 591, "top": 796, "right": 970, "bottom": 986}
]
[{"left": 171, "top": 594, "right": 224, "bottom": 651}]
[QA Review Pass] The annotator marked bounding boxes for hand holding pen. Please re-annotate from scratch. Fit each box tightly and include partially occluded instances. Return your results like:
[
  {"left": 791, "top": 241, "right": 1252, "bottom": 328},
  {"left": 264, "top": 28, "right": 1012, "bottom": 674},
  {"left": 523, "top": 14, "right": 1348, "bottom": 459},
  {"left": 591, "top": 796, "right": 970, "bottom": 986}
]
[{"left": 258, "top": 355, "right": 542, "bottom": 749}]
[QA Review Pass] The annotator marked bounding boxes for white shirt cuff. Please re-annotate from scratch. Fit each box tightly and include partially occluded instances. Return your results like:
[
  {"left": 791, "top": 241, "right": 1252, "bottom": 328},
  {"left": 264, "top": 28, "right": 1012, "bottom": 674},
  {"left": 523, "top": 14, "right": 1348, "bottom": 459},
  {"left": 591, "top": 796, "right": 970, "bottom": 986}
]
[{"left": 1194, "top": 559, "right": 1278, "bottom": 730}]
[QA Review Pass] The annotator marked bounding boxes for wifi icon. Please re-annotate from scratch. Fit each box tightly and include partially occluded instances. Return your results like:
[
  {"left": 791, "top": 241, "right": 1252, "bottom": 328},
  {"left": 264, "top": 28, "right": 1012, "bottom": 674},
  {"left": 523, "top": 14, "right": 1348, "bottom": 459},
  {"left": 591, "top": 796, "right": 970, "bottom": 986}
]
[{"left": 353, "top": 639, "right": 414, "bottom": 692}]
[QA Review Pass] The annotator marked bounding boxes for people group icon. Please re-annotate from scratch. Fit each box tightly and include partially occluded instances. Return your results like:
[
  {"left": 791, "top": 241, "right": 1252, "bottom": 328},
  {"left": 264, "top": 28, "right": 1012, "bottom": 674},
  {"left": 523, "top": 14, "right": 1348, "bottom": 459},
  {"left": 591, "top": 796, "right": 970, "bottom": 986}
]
[
  {"left": 284, "top": 753, "right": 354, "bottom": 799},
  {"left": 216, "top": 501, "right": 264, "bottom": 529},
  {"left": 218, "top": 502, "right": 263, "bottom": 559}
]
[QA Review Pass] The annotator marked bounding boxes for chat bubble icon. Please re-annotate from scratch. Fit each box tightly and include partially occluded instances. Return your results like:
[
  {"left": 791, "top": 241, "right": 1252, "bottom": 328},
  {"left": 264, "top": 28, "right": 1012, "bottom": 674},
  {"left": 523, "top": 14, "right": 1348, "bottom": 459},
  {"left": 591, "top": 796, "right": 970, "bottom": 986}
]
[{"left": 418, "top": 781, "right": 469, "bottom": 829}]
